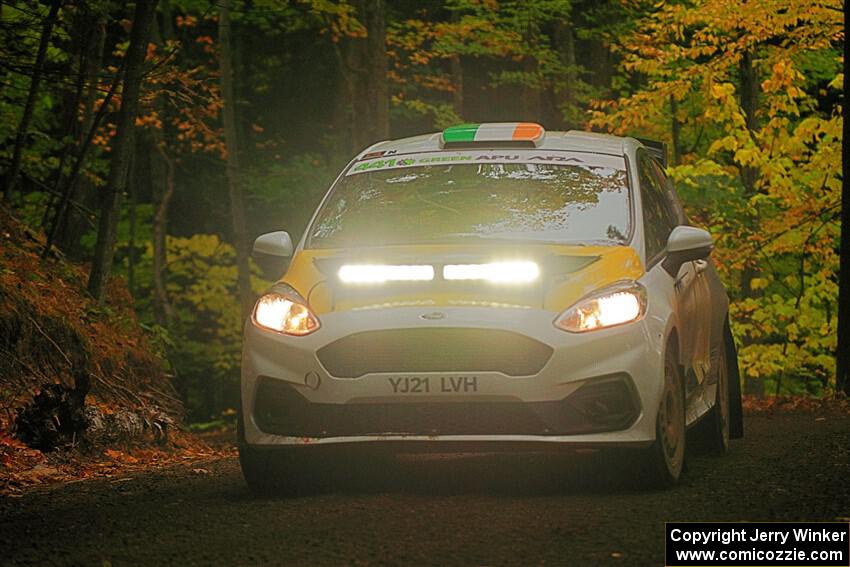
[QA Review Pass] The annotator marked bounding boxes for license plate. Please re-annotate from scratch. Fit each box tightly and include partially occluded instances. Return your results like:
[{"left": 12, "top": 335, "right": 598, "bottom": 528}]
[{"left": 388, "top": 376, "right": 478, "bottom": 394}]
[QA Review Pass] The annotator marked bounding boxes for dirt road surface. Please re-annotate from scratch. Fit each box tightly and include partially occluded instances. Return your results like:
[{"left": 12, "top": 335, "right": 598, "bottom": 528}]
[{"left": 1, "top": 412, "right": 848, "bottom": 566}]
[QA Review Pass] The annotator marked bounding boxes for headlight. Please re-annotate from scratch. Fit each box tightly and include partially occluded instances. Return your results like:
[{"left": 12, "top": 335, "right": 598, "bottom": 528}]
[
  {"left": 252, "top": 288, "right": 320, "bottom": 336},
  {"left": 554, "top": 282, "right": 646, "bottom": 333}
]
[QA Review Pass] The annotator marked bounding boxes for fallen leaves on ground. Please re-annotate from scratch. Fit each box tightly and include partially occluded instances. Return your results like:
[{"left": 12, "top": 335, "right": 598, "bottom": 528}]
[
  {"left": 3, "top": 396, "right": 848, "bottom": 495},
  {"left": 742, "top": 395, "right": 850, "bottom": 415},
  {"left": 0, "top": 431, "right": 235, "bottom": 496}
]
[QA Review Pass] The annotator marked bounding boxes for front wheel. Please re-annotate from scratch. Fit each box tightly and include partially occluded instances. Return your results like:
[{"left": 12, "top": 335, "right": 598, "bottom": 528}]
[
  {"left": 239, "top": 444, "right": 284, "bottom": 495},
  {"left": 641, "top": 342, "right": 686, "bottom": 488},
  {"left": 237, "top": 405, "right": 305, "bottom": 496}
]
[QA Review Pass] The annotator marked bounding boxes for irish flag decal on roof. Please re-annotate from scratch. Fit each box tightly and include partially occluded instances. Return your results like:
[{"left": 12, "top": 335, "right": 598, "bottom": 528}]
[{"left": 441, "top": 122, "right": 545, "bottom": 147}]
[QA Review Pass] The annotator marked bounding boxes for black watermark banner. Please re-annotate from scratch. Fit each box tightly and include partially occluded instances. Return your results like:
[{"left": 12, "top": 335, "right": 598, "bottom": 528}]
[{"left": 666, "top": 522, "right": 849, "bottom": 566}]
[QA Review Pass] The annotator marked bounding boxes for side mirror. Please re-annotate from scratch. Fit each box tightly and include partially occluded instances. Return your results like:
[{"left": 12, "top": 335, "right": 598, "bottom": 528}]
[
  {"left": 662, "top": 226, "right": 713, "bottom": 277},
  {"left": 252, "top": 231, "right": 293, "bottom": 277}
]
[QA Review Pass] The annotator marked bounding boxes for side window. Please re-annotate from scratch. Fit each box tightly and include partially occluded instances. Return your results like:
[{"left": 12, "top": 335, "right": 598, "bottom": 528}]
[
  {"left": 638, "top": 152, "right": 678, "bottom": 261},
  {"left": 651, "top": 159, "right": 688, "bottom": 226}
]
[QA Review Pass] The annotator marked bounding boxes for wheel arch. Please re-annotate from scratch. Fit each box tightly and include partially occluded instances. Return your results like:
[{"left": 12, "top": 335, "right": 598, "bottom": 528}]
[{"left": 663, "top": 324, "right": 687, "bottom": 389}]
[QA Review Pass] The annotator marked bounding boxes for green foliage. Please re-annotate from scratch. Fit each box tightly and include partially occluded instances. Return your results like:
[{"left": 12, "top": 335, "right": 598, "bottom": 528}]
[
  {"left": 591, "top": 0, "right": 842, "bottom": 394},
  {"left": 118, "top": 233, "right": 270, "bottom": 420},
  {"left": 243, "top": 153, "right": 339, "bottom": 238},
  {"left": 3, "top": 0, "right": 842, "bottom": 415},
  {"left": 387, "top": 0, "right": 610, "bottom": 128}
]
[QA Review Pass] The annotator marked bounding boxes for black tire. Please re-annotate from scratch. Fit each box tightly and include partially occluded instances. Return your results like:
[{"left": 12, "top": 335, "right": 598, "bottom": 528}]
[
  {"left": 237, "top": 404, "right": 306, "bottom": 496},
  {"left": 640, "top": 341, "right": 686, "bottom": 488},
  {"left": 239, "top": 444, "right": 285, "bottom": 495},
  {"left": 725, "top": 321, "right": 744, "bottom": 439}
]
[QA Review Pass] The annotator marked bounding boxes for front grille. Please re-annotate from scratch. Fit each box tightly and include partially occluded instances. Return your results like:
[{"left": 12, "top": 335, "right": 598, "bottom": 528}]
[
  {"left": 253, "top": 376, "right": 639, "bottom": 438},
  {"left": 316, "top": 328, "right": 553, "bottom": 378}
]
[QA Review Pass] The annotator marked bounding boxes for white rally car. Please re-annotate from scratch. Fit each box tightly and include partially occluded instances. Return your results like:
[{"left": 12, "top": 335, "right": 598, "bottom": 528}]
[{"left": 239, "top": 122, "right": 743, "bottom": 491}]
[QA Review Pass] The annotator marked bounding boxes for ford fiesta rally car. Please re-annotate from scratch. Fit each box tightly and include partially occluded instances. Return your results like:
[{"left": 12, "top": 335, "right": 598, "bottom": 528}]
[{"left": 239, "top": 122, "right": 743, "bottom": 491}]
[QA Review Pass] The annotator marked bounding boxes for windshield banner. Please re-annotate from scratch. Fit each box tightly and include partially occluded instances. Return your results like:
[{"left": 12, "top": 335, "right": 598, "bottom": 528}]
[{"left": 346, "top": 150, "right": 622, "bottom": 176}]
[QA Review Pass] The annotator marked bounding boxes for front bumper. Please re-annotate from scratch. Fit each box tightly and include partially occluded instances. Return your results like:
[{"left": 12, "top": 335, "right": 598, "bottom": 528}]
[{"left": 241, "top": 306, "right": 665, "bottom": 449}]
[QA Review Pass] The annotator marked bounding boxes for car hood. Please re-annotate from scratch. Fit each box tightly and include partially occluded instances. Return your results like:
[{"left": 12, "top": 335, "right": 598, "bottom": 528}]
[{"left": 280, "top": 243, "right": 644, "bottom": 315}]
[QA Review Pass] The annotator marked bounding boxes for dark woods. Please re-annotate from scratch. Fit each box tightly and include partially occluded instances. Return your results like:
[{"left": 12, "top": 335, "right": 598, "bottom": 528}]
[{"left": 0, "top": 0, "right": 844, "bottom": 421}]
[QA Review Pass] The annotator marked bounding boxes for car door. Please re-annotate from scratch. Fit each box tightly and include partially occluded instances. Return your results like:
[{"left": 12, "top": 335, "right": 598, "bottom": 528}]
[
  {"left": 637, "top": 151, "right": 703, "bottom": 422},
  {"left": 649, "top": 158, "right": 716, "bottom": 414},
  {"left": 655, "top": 160, "right": 729, "bottom": 406}
]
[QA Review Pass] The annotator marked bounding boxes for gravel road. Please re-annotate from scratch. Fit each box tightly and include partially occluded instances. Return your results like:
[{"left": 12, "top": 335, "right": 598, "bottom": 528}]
[{"left": 1, "top": 412, "right": 848, "bottom": 566}]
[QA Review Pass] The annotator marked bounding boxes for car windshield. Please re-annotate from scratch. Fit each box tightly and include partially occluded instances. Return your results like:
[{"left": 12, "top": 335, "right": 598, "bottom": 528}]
[{"left": 307, "top": 153, "right": 631, "bottom": 248}]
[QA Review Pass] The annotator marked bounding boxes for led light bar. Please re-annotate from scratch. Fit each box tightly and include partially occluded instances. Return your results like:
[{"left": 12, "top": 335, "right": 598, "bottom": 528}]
[
  {"left": 443, "top": 261, "right": 540, "bottom": 283},
  {"left": 338, "top": 264, "right": 435, "bottom": 284}
]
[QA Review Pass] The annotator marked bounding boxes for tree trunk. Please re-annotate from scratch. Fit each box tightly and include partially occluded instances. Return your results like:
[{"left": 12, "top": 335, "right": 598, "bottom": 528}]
[
  {"left": 80, "top": 16, "right": 107, "bottom": 143},
  {"left": 159, "top": 0, "right": 174, "bottom": 40},
  {"left": 55, "top": 14, "right": 107, "bottom": 257},
  {"left": 0, "top": 4, "right": 4, "bottom": 96},
  {"left": 553, "top": 21, "right": 576, "bottom": 129},
  {"left": 586, "top": 39, "right": 612, "bottom": 94},
  {"left": 152, "top": 144, "right": 175, "bottom": 325},
  {"left": 127, "top": 150, "right": 137, "bottom": 296},
  {"left": 837, "top": 5, "right": 850, "bottom": 395},
  {"left": 738, "top": 50, "right": 760, "bottom": 299},
  {"left": 87, "top": 0, "right": 158, "bottom": 301},
  {"left": 332, "top": 43, "right": 355, "bottom": 154},
  {"left": 346, "top": 0, "right": 389, "bottom": 152},
  {"left": 40, "top": 9, "right": 89, "bottom": 230},
  {"left": 4, "top": 0, "right": 61, "bottom": 203},
  {"left": 219, "top": 0, "right": 254, "bottom": 319},
  {"left": 450, "top": 55, "right": 464, "bottom": 120},
  {"left": 739, "top": 51, "right": 759, "bottom": 194},
  {"left": 448, "top": 8, "right": 463, "bottom": 122},
  {"left": 521, "top": 55, "right": 541, "bottom": 122},
  {"left": 43, "top": 53, "right": 121, "bottom": 260},
  {"left": 670, "top": 95, "right": 681, "bottom": 166},
  {"left": 520, "top": 5, "right": 541, "bottom": 123},
  {"left": 149, "top": 4, "right": 175, "bottom": 325}
]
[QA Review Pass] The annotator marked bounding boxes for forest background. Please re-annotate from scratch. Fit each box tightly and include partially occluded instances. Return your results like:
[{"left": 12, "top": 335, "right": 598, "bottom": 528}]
[{"left": 0, "top": 0, "right": 844, "bottom": 423}]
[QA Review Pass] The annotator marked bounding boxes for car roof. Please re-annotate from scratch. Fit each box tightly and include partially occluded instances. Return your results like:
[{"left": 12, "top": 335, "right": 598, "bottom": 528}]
[{"left": 360, "top": 129, "right": 645, "bottom": 159}]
